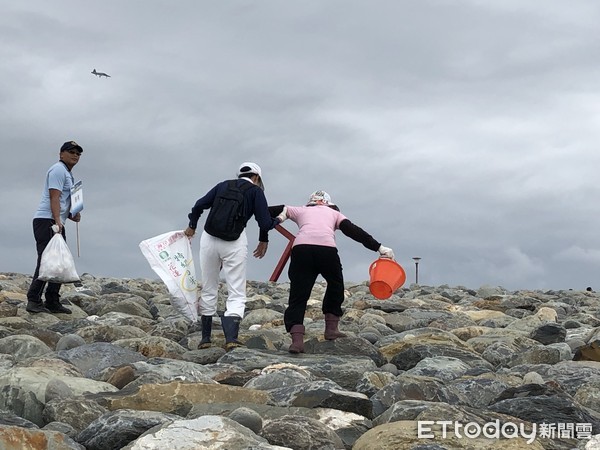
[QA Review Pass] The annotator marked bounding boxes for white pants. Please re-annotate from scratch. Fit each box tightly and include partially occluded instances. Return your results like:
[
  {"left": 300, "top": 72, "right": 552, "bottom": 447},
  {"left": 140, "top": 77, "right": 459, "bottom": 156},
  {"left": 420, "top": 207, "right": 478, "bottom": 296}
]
[{"left": 199, "top": 231, "right": 248, "bottom": 318}]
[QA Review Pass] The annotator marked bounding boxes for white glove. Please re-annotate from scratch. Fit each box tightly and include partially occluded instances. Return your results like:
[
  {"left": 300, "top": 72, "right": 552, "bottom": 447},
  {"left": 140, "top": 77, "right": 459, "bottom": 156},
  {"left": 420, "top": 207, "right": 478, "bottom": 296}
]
[
  {"left": 276, "top": 206, "right": 288, "bottom": 223},
  {"left": 378, "top": 245, "right": 395, "bottom": 259}
]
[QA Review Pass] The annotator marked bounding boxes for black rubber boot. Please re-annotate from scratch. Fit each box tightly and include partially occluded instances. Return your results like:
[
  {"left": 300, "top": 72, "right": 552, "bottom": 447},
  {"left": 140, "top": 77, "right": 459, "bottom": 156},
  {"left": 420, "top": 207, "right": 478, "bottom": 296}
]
[
  {"left": 44, "top": 293, "right": 72, "bottom": 314},
  {"left": 26, "top": 300, "right": 51, "bottom": 314},
  {"left": 27, "top": 279, "right": 46, "bottom": 303},
  {"left": 221, "top": 315, "right": 243, "bottom": 351},
  {"left": 199, "top": 315, "right": 213, "bottom": 349}
]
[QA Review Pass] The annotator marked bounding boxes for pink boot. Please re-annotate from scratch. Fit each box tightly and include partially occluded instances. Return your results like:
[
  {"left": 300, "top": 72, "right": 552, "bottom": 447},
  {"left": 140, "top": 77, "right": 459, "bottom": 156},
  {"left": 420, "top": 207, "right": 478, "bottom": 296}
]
[
  {"left": 288, "top": 324, "right": 305, "bottom": 353},
  {"left": 324, "top": 313, "right": 347, "bottom": 340}
]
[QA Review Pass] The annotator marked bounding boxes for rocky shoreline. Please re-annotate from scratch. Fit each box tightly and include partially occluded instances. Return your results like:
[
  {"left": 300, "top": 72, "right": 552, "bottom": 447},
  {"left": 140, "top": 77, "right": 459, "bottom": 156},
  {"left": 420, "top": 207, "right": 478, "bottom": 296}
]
[{"left": 1, "top": 272, "right": 600, "bottom": 449}]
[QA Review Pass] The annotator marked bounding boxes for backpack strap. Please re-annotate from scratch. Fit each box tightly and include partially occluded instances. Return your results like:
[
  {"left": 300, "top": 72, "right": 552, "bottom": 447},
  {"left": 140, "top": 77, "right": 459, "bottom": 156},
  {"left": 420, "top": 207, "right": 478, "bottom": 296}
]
[{"left": 237, "top": 179, "right": 256, "bottom": 193}]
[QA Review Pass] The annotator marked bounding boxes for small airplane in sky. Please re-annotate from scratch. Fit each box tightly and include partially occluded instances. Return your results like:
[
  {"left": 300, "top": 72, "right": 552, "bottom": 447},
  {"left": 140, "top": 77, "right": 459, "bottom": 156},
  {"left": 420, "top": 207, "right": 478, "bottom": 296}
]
[{"left": 91, "top": 69, "right": 111, "bottom": 78}]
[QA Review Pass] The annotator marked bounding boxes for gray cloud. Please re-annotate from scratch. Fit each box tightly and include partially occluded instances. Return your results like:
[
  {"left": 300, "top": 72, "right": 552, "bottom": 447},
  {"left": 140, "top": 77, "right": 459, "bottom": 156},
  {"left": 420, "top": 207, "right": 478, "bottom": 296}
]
[{"left": 2, "top": 1, "right": 600, "bottom": 291}]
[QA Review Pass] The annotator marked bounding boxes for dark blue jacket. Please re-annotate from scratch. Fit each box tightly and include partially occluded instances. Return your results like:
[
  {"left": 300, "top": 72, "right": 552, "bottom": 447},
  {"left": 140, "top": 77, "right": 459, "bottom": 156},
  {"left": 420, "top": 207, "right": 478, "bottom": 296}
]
[{"left": 188, "top": 179, "right": 279, "bottom": 234}]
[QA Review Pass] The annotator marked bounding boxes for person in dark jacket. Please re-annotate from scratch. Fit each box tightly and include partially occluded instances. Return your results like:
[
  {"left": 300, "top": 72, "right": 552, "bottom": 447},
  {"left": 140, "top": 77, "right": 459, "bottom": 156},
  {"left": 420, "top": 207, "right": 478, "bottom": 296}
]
[
  {"left": 260, "top": 190, "right": 394, "bottom": 353},
  {"left": 184, "top": 162, "right": 285, "bottom": 350}
]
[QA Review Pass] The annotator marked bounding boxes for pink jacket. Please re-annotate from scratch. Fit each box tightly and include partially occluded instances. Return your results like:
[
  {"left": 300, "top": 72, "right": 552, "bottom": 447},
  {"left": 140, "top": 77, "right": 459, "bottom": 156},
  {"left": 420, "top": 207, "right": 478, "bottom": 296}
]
[{"left": 286, "top": 205, "right": 348, "bottom": 248}]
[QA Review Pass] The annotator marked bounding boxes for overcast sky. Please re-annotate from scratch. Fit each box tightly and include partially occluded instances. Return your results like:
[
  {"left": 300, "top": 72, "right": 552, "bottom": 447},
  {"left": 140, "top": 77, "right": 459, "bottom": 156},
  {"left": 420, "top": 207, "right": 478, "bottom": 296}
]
[{"left": 2, "top": 1, "right": 600, "bottom": 291}]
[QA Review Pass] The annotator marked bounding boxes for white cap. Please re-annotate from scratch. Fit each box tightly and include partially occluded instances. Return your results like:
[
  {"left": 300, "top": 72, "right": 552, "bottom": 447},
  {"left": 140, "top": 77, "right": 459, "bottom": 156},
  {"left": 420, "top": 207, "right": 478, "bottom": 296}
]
[
  {"left": 238, "top": 162, "right": 261, "bottom": 177},
  {"left": 238, "top": 162, "right": 264, "bottom": 190},
  {"left": 307, "top": 190, "right": 334, "bottom": 205}
]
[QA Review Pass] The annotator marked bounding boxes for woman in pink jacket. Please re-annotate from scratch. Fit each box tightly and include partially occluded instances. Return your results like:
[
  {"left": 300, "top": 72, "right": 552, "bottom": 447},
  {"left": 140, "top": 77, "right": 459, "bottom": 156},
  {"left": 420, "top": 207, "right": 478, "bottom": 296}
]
[{"left": 260, "top": 190, "right": 395, "bottom": 353}]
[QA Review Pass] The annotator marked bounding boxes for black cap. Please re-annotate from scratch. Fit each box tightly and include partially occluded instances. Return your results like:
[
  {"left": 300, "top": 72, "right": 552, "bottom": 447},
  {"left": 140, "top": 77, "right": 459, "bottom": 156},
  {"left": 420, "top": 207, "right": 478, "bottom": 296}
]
[{"left": 60, "top": 141, "right": 83, "bottom": 153}]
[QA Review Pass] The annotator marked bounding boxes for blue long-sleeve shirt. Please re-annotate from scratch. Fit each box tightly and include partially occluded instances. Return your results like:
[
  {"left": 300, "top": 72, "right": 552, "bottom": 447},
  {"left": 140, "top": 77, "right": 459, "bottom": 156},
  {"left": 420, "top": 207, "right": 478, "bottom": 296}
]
[{"left": 188, "top": 178, "right": 279, "bottom": 235}]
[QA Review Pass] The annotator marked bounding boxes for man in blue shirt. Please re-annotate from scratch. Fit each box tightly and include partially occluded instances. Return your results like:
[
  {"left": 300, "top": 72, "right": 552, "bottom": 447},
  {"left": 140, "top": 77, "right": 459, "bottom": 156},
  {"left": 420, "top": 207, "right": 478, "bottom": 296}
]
[{"left": 26, "top": 141, "right": 83, "bottom": 314}]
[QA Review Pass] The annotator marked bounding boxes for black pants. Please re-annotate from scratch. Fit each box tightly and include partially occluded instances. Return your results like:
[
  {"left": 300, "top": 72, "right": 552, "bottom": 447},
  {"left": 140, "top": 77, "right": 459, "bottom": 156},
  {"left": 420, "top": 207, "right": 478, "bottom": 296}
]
[
  {"left": 26, "top": 218, "right": 66, "bottom": 303},
  {"left": 283, "top": 244, "right": 344, "bottom": 331}
]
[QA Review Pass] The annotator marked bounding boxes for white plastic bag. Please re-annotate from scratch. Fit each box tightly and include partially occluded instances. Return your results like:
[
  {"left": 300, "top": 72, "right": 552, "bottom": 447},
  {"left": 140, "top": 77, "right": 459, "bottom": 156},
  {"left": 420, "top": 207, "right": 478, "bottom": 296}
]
[
  {"left": 38, "top": 228, "right": 80, "bottom": 283},
  {"left": 139, "top": 230, "right": 199, "bottom": 322}
]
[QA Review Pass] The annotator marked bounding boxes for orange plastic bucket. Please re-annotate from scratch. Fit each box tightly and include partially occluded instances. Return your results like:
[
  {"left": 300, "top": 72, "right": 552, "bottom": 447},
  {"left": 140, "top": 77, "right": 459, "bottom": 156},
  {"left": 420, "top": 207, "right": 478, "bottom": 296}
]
[{"left": 369, "top": 258, "right": 406, "bottom": 299}]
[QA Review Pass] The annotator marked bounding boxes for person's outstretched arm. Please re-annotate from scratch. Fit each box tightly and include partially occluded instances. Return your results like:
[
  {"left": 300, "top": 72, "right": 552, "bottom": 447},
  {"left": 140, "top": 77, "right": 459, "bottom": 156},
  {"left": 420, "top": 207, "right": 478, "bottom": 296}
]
[{"left": 339, "top": 219, "right": 395, "bottom": 258}]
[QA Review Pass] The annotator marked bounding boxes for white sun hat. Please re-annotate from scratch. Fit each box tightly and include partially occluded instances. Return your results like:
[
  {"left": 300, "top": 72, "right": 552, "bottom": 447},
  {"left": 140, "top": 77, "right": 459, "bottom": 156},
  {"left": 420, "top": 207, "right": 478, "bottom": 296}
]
[{"left": 307, "top": 190, "right": 334, "bottom": 205}]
